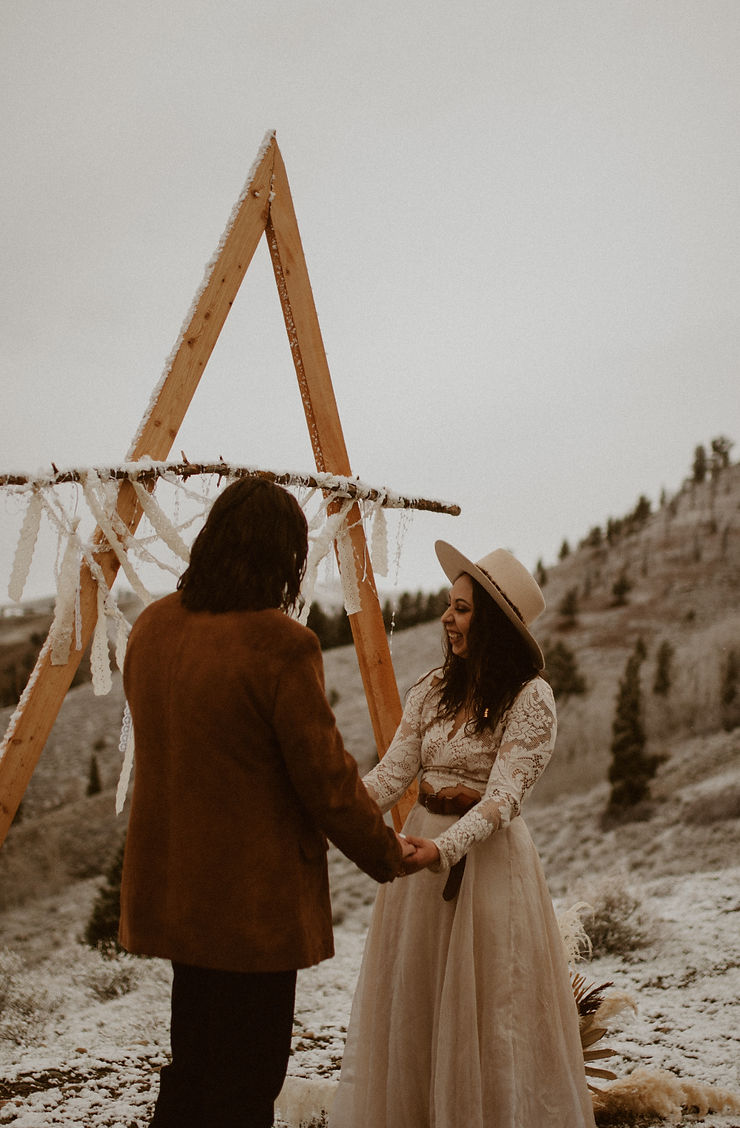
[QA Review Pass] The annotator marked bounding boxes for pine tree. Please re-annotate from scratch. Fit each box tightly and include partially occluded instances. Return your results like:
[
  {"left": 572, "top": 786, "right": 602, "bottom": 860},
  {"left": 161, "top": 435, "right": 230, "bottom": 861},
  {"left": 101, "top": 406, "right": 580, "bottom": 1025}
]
[
  {"left": 86, "top": 753, "right": 103, "bottom": 796},
  {"left": 606, "top": 645, "right": 658, "bottom": 813},
  {"left": 629, "top": 495, "right": 651, "bottom": 527},
  {"left": 544, "top": 640, "right": 587, "bottom": 698},
  {"left": 424, "top": 589, "right": 447, "bottom": 621},
  {"left": 395, "top": 591, "right": 415, "bottom": 629},
  {"left": 85, "top": 838, "right": 127, "bottom": 956},
  {"left": 653, "top": 640, "right": 674, "bottom": 696},
  {"left": 333, "top": 609, "right": 354, "bottom": 646},
  {"left": 720, "top": 648, "right": 740, "bottom": 732},
  {"left": 558, "top": 587, "right": 579, "bottom": 627},
  {"left": 692, "top": 444, "right": 707, "bottom": 483},
  {"left": 710, "top": 435, "right": 733, "bottom": 475},
  {"left": 382, "top": 598, "right": 395, "bottom": 631},
  {"left": 611, "top": 568, "right": 632, "bottom": 606},
  {"left": 306, "top": 602, "right": 331, "bottom": 648},
  {"left": 606, "top": 517, "right": 623, "bottom": 545}
]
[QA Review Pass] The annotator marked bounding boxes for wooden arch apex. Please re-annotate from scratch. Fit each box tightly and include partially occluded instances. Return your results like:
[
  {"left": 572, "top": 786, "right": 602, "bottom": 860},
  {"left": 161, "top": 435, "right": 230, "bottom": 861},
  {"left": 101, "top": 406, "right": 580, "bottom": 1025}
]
[{"left": 0, "top": 132, "right": 421, "bottom": 848}]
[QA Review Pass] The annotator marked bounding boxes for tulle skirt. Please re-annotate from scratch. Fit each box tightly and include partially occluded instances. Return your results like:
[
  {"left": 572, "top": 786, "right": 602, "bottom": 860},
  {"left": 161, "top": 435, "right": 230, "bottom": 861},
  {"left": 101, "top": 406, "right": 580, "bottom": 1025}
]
[{"left": 330, "top": 806, "right": 596, "bottom": 1128}]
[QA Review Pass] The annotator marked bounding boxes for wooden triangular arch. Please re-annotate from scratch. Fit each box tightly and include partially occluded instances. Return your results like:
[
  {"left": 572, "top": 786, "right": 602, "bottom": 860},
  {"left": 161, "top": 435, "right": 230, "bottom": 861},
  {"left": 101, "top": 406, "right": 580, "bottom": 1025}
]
[{"left": 0, "top": 132, "right": 422, "bottom": 847}]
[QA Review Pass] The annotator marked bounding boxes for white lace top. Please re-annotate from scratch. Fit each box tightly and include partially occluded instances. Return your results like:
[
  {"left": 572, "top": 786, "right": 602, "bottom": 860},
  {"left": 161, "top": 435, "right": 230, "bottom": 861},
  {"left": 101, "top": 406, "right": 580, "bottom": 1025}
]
[{"left": 364, "top": 671, "right": 557, "bottom": 871}]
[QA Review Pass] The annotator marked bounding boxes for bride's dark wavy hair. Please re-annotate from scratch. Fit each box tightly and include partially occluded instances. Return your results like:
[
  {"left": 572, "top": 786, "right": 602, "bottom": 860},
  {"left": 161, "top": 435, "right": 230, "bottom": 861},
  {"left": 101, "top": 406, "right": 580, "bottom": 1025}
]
[
  {"left": 436, "top": 574, "right": 540, "bottom": 733},
  {"left": 177, "top": 478, "right": 308, "bottom": 613}
]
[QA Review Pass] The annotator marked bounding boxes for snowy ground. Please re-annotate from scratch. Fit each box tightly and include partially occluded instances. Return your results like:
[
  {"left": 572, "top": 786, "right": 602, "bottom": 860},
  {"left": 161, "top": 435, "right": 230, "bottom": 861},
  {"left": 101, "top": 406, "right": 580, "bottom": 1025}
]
[
  {"left": 1, "top": 848, "right": 739, "bottom": 1127},
  {"left": 1, "top": 701, "right": 739, "bottom": 1126}
]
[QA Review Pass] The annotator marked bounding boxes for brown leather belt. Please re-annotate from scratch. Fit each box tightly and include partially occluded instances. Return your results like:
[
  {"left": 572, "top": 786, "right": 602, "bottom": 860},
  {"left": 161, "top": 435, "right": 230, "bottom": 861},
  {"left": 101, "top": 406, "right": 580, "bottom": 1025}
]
[
  {"left": 417, "top": 790, "right": 480, "bottom": 900},
  {"left": 418, "top": 790, "right": 480, "bottom": 817}
]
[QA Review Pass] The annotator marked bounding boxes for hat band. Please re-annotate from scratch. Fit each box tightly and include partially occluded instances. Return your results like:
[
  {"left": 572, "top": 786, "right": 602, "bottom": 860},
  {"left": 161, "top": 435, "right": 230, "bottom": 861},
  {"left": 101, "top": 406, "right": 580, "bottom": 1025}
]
[{"left": 476, "top": 565, "right": 525, "bottom": 624}]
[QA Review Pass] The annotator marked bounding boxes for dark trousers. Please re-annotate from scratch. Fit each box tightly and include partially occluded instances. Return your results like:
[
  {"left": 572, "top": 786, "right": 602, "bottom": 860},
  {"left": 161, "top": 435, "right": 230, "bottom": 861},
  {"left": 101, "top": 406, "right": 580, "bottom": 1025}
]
[{"left": 150, "top": 962, "right": 297, "bottom": 1128}]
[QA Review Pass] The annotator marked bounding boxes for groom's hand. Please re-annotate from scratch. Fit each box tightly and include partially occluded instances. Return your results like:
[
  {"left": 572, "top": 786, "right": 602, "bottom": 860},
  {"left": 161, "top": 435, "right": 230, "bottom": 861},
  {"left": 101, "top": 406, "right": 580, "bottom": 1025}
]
[{"left": 399, "top": 835, "right": 440, "bottom": 874}]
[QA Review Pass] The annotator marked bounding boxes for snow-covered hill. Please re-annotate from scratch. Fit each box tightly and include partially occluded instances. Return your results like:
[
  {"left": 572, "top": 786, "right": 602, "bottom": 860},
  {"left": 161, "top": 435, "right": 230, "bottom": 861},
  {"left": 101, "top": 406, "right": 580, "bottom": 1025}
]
[{"left": 1, "top": 460, "right": 739, "bottom": 1124}]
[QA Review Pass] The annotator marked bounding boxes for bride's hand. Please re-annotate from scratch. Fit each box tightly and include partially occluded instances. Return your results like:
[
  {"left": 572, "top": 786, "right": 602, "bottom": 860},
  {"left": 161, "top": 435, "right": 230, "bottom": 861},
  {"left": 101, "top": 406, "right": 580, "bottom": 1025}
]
[{"left": 400, "top": 835, "right": 440, "bottom": 874}]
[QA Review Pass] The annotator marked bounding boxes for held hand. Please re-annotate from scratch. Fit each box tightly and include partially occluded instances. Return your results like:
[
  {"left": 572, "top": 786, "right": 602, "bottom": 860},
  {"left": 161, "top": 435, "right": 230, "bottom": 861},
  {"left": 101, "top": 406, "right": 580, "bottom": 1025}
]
[
  {"left": 399, "top": 835, "right": 440, "bottom": 874},
  {"left": 397, "top": 833, "right": 417, "bottom": 862}
]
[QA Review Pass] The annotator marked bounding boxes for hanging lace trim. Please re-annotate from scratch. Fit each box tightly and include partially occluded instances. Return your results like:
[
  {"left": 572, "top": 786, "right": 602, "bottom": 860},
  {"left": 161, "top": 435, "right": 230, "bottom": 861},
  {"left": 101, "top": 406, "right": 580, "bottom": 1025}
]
[
  {"left": 115, "top": 703, "right": 135, "bottom": 815},
  {"left": 8, "top": 488, "right": 43, "bottom": 603},
  {"left": 2, "top": 460, "right": 459, "bottom": 813}
]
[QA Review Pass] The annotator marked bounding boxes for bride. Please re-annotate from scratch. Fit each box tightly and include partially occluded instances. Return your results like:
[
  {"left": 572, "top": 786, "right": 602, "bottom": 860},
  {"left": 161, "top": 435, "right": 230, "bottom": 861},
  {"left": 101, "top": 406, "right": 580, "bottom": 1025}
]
[{"left": 330, "top": 540, "right": 595, "bottom": 1128}]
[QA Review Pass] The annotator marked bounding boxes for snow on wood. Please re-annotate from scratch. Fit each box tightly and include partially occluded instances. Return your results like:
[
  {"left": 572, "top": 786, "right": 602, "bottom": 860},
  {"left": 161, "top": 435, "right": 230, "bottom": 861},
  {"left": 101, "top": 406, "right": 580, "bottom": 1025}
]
[
  {"left": 0, "top": 461, "right": 461, "bottom": 515},
  {"left": 124, "top": 129, "right": 277, "bottom": 461}
]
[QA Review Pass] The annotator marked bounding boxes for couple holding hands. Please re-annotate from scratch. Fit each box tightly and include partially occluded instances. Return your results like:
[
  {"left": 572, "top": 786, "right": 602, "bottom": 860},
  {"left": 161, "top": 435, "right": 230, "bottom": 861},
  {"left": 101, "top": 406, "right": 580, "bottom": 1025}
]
[{"left": 119, "top": 478, "right": 594, "bottom": 1128}]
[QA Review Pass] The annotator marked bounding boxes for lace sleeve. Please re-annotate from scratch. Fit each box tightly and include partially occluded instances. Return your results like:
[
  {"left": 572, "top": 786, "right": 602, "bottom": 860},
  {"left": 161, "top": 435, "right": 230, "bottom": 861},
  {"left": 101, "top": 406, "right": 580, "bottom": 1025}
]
[
  {"left": 362, "top": 677, "right": 430, "bottom": 813},
  {"left": 432, "top": 678, "right": 557, "bottom": 871}
]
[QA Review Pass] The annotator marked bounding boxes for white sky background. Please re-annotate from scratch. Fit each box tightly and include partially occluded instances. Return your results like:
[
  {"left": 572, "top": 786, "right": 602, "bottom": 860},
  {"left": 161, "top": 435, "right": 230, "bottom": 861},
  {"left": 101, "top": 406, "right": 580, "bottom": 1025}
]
[{"left": 1, "top": 0, "right": 739, "bottom": 602}]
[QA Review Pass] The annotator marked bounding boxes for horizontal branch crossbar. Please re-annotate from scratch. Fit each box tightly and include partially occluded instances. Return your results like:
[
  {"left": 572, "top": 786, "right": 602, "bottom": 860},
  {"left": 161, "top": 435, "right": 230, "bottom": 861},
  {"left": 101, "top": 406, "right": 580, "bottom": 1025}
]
[{"left": 0, "top": 462, "right": 461, "bottom": 516}]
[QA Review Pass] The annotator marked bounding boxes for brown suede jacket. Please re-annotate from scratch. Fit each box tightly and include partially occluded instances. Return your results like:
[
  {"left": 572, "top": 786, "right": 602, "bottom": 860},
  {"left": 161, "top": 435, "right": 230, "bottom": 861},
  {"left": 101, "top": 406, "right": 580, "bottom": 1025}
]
[{"left": 119, "top": 593, "right": 402, "bottom": 972}]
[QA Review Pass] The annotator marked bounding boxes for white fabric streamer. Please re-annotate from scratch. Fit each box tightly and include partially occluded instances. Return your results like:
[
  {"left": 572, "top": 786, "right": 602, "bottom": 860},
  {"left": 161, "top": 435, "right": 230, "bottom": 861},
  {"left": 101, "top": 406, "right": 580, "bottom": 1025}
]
[
  {"left": 74, "top": 567, "right": 82, "bottom": 652},
  {"left": 8, "top": 489, "right": 43, "bottom": 602},
  {"left": 336, "top": 522, "right": 362, "bottom": 615},
  {"left": 298, "top": 500, "right": 353, "bottom": 624},
  {"left": 391, "top": 509, "right": 413, "bottom": 586},
  {"left": 4, "top": 467, "right": 420, "bottom": 719},
  {"left": 370, "top": 502, "right": 389, "bottom": 578},
  {"left": 81, "top": 471, "right": 152, "bottom": 606},
  {"left": 114, "top": 616, "right": 129, "bottom": 673},
  {"left": 90, "top": 581, "right": 113, "bottom": 696},
  {"left": 132, "top": 480, "right": 191, "bottom": 562},
  {"left": 115, "top": 703, "right": 135, "bottom": 815},
  {"left": 49, "top": 520, "right": 82, "bottom": 666}
]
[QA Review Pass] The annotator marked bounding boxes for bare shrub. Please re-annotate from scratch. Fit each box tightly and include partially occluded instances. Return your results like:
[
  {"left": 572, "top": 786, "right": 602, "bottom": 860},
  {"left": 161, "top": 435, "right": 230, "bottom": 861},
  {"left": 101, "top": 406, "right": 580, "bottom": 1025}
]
[
  {"left": 572, "top": 876, "right": 653, "bottom": 959},
  {"left": 84, "top": 837, "right": 126, "bottom": 955},
  {"left": 72, "top": 945, "right": 141, "bottom": 1001},
  {"left": 0, "top": 948, "right": 63, "bottom": 1045}
]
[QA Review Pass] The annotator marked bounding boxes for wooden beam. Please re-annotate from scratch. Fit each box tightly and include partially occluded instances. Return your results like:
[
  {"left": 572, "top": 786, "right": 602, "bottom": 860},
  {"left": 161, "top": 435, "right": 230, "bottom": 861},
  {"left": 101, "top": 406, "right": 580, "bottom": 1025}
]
[
  {"left": 0, "top": 138, "right": 279, "bottom": 847},
  {"left": 0, "top": 463, "right": 460, "bottom": 516},
  {"left": 0, "top": 133, "right": 421, "bottom": 846},
  {"left": 266, "top": 141, "right": 417, "bottom": 828},
  {"left": 126, "top": 135, "right": 277, "bottom": 463}
]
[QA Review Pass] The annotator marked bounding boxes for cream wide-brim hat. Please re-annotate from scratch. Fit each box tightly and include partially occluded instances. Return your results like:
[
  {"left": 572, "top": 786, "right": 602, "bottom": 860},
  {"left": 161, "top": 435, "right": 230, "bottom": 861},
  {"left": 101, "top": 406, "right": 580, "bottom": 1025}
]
[{"left": 435, "top": 540, "right": 546, "bottom": 669}]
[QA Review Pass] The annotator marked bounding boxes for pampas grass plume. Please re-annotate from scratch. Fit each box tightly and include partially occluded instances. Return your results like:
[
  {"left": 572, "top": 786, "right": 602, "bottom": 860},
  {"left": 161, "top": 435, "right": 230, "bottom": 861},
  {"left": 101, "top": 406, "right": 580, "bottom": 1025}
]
[
  {"left": 592, "top": 1066, "right": 740, "bottom": 1125},
  {"left": 593, "top": 988, "right": 638, "bottom": 1026},
  {"left": 558, "top": 900, "right": 594, "bottom": 963}
]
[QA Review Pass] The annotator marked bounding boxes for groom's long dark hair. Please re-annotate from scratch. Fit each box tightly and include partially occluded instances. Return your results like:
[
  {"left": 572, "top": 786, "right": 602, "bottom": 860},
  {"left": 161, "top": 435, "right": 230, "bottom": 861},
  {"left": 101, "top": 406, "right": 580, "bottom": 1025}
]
[{"left": 177, "top": 478, "right": 308, "bottom": 614}]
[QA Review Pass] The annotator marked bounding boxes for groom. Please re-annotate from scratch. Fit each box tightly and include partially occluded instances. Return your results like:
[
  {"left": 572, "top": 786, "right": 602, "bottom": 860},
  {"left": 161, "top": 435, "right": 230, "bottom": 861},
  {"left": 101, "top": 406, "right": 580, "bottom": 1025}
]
[{"left": 118, "top": 477, "right": 413, "bottom": 1128}]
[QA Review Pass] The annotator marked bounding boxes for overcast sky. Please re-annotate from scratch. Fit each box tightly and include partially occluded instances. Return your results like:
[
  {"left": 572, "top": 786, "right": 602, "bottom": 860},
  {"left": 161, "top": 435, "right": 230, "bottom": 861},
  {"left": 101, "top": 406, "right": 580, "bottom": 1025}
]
[{"left": 1, "top": 0, "right": 738, "bottom": 604}]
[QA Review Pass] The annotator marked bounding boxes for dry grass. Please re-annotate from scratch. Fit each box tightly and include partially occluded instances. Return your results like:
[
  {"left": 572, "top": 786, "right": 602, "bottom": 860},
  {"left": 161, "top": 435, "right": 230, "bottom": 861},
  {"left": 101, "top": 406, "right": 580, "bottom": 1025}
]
[
  {"left": 592, "top": 1066, "right": 740, "bottom": 1125},
  {"left": 568, "top": 874, "right": 654, "bottom": 960}
]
